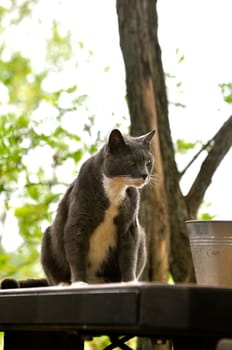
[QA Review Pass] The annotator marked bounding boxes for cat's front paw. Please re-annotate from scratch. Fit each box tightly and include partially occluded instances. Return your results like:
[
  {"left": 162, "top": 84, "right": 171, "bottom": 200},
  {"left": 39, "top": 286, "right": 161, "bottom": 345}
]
[
  {"left": 70, "top": 281, "right": 88, "bottom": 288},
  {"left": 121, "top": 280, "right": 139, "bottom": 286}
]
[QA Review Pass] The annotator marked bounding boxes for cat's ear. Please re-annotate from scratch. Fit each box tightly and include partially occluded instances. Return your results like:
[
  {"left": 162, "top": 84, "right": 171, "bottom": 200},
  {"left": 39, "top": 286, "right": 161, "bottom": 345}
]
[
  {"left": 141, "top": 130, "right": 156, "bottom": 148},
  {"left": 108, "top": 129, "right": 126, "bottom": 152}
]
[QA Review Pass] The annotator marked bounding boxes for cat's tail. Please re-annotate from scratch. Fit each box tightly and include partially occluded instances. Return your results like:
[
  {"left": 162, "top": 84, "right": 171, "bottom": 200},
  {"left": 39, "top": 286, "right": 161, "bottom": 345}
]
[{"left": 0, "top": 278, "right": 49, "bottom": 289}]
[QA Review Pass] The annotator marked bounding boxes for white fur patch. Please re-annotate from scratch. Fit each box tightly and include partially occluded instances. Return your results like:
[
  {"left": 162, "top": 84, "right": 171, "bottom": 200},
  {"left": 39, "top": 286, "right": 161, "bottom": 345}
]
[
  {"left": 102, "top": 176, "right": 128, "bottom": 205},
  {"left": 87, "top": 176, "right": 128, "bottom": 282},
  {"left": 103, "top": 175, "right": 145, "bottom": 203},
  {"left": 87, "top": 175, "right": 145, "bottom": 283},
  {"left": 87, "top": 203, "right": 118, "bottom": 282}
]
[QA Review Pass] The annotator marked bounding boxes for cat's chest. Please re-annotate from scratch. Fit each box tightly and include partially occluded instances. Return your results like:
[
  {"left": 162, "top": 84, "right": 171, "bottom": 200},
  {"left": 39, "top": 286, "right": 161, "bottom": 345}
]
[
  {"left": 87, "top": 203, "right": 119, "bottom": 281},
  {"left": 87, "top": 176, "right": 127, "bottom": 282}
]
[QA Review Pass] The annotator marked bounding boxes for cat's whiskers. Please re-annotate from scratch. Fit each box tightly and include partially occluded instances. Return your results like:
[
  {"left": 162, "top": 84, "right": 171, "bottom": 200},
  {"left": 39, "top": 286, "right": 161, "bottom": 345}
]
[{"left": 147, "top": 174, "right": 158, "bottom": 189}]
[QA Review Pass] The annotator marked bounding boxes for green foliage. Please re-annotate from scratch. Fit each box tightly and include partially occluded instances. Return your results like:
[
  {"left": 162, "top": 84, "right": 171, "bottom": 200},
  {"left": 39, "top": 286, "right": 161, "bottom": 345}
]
[
  {"left": 198, "top": 212, "right": 216, "bottom": 220},
  {"left": 0, "top": 103, "right": 96, "bottom": 279},
  {"left": 0, "top": 333, "right": 3, "bottom": 350},
  {"left": 0, "top": 51, "right": 44, "bottom": 109},
  {"left": 197, "top": 201, "right": 217, "bottom": 221},
  {"left": 175, "top": 139, "right": 200, "bottom": 154},
  {"left": 219, "top": 82, "right": 232, "bottom": 104},
  {"left": 176, "top": 48, "right": 185, "bottom": 64},
  {"left": 0, "top": 0, "right": 99, "bottom": 281},
  {"left": 85, "top": 336, "right": 137, "bottom": 350},
  {"left": 85, "top": 336, "right": 111, "bottom": 350},
  {"left": 165, "top": 49, "right": 186, "bottom": 108},
  {"left": 46, "top": 20, "right": 72, "bottom": 67},
  {"left": 0, "top": 112, "right": 87, "bottom": 279}
]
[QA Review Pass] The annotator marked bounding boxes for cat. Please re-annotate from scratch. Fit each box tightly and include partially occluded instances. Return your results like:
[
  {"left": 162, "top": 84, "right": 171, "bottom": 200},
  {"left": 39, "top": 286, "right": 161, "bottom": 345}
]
[
  {"left": 41, "top": 129, "right": 155, "bottom": 286},
  {"left": 1, "top": 129, "right": 155, "bottom": 289}
]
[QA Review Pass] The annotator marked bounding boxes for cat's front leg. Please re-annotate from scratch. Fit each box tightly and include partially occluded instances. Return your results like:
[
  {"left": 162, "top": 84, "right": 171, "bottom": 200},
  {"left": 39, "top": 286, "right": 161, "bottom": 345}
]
[
  {"left": 64, "top": 225, "right": 89, "bottom": 284},
  {"left": 118, "top": 227, "right": 139, "bottom": 282}
]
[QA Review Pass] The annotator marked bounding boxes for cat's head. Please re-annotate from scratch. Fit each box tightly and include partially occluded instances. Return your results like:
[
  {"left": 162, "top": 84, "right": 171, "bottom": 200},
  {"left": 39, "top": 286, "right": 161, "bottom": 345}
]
[{"left": 103, "top": 129, "right": 155, "bottom": 188}]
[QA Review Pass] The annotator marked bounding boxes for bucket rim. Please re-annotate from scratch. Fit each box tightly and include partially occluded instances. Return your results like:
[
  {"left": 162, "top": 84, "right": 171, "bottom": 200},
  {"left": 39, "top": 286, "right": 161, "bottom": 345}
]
[{"left": 185, "top": 220, "right": 232, "bottom": 224}]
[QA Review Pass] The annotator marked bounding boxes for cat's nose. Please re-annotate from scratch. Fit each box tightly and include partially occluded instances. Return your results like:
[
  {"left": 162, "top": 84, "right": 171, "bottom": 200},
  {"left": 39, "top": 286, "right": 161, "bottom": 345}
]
[{"left": 142, "top": 174, "right": 148, "bottom": 180}]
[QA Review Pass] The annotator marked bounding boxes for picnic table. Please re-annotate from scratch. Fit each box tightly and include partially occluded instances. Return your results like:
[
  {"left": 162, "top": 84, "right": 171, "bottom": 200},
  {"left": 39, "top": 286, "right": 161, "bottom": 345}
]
[{"left": 0, "top": 282, "right": 231, "bottom": 350}]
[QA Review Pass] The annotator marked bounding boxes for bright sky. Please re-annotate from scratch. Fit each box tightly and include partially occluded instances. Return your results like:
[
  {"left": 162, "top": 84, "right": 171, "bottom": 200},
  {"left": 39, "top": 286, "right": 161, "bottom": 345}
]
[
  {"left": 1, "top": 0, "right": 232, "bottom": 251},
  {"left": 157, "top": 0, "right": 232, "bottom": 218}
]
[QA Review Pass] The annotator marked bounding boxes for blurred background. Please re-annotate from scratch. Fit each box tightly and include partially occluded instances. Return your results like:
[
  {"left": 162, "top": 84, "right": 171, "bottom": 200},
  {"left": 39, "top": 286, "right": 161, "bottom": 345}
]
[{"left": 0, "top": 0, "right": 231, "bottom": 280}]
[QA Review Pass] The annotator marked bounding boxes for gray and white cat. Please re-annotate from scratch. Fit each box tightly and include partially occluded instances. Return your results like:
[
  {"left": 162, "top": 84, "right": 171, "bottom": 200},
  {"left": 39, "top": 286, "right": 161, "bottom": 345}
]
[{"left": 41, "top": 129, "right": 155, "bottom": 285}]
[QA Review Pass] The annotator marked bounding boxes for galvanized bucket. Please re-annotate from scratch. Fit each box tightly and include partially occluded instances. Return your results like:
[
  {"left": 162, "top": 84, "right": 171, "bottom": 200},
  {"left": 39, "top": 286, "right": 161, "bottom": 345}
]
[{"left": 186, "top": 220, "right": 232, "bottom": 286}]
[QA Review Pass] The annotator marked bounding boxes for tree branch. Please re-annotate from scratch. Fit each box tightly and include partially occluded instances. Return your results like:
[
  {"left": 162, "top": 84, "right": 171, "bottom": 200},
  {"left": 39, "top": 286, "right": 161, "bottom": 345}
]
[
  {"left": 186, "top": 115, "right": 232, "bottom": 218},
  {"left": 179, "top": 137, "right": 214, "bottom": 179}
]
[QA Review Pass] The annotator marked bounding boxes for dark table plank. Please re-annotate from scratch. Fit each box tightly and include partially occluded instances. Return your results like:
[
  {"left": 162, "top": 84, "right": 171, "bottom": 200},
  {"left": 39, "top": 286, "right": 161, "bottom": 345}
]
[{"left": 0, "top": 282, "right": 232, "bottom": 339}]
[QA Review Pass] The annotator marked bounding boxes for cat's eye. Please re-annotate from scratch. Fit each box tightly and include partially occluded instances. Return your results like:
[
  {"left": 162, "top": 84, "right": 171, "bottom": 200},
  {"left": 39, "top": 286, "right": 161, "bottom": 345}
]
[
  {"left": 127, "top": 160, "right": 135, "bottom": 166},
  {"left": 146, "top": 159, "right": 152, "bottom": 166}
]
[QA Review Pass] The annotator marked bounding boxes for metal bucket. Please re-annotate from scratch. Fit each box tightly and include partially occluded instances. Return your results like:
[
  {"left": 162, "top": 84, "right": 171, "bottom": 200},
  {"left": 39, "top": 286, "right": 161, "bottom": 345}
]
[{"left": 186, "top": 220, "right": 232, "bottom": 286}]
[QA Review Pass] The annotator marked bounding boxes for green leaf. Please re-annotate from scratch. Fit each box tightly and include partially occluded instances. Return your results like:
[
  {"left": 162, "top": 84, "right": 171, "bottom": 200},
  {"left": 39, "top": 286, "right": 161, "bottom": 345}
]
[
  {"left": 177, "top": 55, "right": 185, "bottom": 64},
  {"left": 66, "top": 85, "right": 77, "bottom": 93},
  {"left": 175, "top": 139, "right": 199, "bottom": 154},
  {"left": 219, "top": 82, "right": 232, "bottom": 104},
  {"left": 27, "top": 185, "right": 40, "bottom": 200},
  {"left": 224, "top": 95, "right": 232, "bottom": 104},
  {"left": 69, "top": 149, "right": 83, "bottom": 162},
  {"left": 198, "top": 212, "right": 216, "bottom": 220}
]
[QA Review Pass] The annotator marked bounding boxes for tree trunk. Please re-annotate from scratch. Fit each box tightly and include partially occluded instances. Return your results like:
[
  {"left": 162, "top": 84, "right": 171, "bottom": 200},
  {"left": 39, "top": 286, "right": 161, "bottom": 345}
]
[
  {"left": 116, "top": 0, "right": 232, "bottom": 284},
  {"left": 116, "top": 0, "right": 170, "bottom": 282},
  {"left": 116, "top": 0, "right": 194, "bottom": 283}
]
